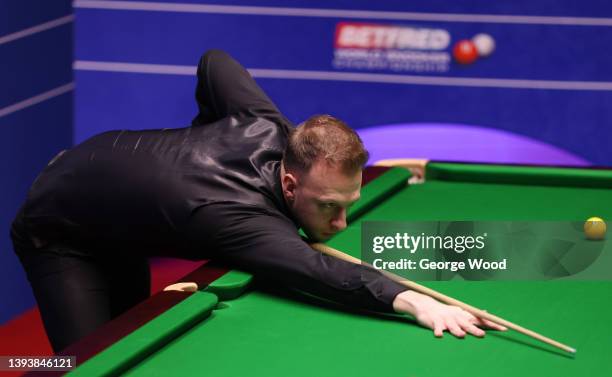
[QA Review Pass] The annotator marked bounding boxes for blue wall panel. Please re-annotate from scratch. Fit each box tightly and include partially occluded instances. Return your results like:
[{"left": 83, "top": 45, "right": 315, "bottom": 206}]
[
  {"left": 74, "top": 70, "right": 197, "bottom": 141},
  {"left": 0, "top": 0, "right": 71, "bottom": 36},
  {"left": 74, "top": 10, "right": 612, "bottom": 81},
  {"left": 0, "top": 25, "right": 73, "bottom": 108}
]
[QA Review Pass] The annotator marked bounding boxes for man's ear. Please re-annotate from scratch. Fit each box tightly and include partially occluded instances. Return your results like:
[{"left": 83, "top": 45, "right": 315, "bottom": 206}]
[{"left": 282, "top": 172, "right": 298, "bottom": 202}]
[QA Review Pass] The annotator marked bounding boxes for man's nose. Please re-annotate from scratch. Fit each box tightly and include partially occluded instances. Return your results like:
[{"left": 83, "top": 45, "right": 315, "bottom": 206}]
[{"left": 330, "top": 209, "right": 347, "bottom": 231}]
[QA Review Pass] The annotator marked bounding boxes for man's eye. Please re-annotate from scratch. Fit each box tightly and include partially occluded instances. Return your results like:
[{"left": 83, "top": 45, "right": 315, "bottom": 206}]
[{"left": 322, "top": 203, "right": 336, "bottom": 209}]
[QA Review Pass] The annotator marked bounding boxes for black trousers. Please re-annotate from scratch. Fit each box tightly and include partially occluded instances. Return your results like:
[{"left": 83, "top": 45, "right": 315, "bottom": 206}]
[{"left": 11, "top": 215, "right": 150, "bottom": 353}]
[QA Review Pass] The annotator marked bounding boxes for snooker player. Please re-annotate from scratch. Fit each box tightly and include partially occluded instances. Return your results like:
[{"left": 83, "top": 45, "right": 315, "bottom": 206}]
[{"left": 10, "top": 50, "right": 505, "bottom": 352}]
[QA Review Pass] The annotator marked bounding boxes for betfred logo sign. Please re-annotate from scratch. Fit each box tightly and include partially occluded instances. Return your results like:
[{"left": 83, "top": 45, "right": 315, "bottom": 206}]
[
  {"left": 335, "top": 22, "right": 450, "bottom": 50},
  {"left": 333, "top": 22, "right": 452, "bottom": 73}
]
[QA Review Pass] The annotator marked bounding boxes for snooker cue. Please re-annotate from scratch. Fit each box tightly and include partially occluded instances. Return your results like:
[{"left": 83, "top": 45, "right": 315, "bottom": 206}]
[{"left": 310, "top": 243, "right": 577, "bottom": 354}]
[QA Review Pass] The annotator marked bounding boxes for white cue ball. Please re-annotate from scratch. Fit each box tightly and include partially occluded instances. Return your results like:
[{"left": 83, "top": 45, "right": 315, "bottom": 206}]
[{"left": 472, "top": 33, "right": 496, "bottom": 57}]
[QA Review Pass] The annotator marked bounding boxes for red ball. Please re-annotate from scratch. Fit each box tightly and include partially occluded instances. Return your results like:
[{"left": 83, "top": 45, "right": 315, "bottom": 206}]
[{"left": 453, "top": 40, "right": 478, "bottom": 65}]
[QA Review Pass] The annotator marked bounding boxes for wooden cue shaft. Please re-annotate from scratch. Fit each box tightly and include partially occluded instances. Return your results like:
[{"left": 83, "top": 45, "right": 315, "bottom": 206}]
[{"left": 311, "top": 243, "right": 576, "bottom": 354}]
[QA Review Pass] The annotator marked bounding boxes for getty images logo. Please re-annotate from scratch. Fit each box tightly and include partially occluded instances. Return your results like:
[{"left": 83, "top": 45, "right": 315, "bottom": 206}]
[{"left": 371, "top": 232, "right": 489, "bottom": 254}]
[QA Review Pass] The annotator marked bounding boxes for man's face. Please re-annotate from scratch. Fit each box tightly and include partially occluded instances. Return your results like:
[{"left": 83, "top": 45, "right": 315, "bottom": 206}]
[{"left": 282, "top": 160, "right": 361, "bottom": 242}]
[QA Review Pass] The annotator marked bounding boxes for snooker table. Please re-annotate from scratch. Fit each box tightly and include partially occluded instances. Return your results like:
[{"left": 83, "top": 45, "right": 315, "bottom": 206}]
[{"left": 51, "top": 162, "right": 612, "bottom": 377}]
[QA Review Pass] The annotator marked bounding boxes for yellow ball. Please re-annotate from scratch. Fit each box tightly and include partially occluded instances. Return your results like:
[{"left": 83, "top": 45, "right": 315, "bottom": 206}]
[{"left": 584, "top": 217, "right": 606, "bottom": 240}]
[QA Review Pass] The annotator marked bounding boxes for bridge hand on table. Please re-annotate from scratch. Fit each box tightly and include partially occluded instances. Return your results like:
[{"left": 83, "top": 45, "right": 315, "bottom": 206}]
[{"left": 393, "top": 290, "right": 508, "bottom": 338}]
